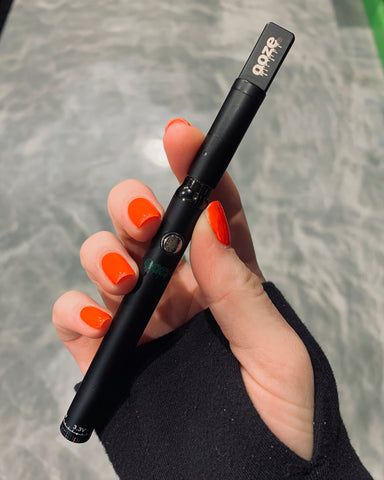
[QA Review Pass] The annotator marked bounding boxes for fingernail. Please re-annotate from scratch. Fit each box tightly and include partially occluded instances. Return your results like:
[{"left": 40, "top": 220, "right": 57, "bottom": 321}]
[
  {"left": 80, "top": 306, "right": 111, "bottom": 329},
  {"left": 206, "top": 201, "right": 230, "bottom": 246},
  {"left": 128, "top": 197, "right": 161, "bottom": 228},
  {"left": 164, "top": 117, "right": 191, "bottom": 134},
  {"left": 101, "top": 252, "right": 135, "bottom": 285}
]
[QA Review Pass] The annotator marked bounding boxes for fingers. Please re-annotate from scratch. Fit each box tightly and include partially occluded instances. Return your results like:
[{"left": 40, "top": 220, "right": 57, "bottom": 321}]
[
  {"left": 163, "top": 118, "right": 260, "bottom": 273},
  {"left": 80, "top": 230, "right": 138, "bottom": 297},
  {"left": 163, "top": 119, "right": 237, "bottom": 202},
  {"left": 106, "top": 120, "right": 205, "bottom": 258},
  {"left": 53, "top": 291, "right": 112, "bottom": 374},
  {"left": 163, "top": 118, "right": 205, "bottom": 182},
  {"left": 107, "top": 118, "right": 257, "bottom": 272},
  {"left": 53, "top": 117, "right": 262, "bottom": 378},
  {"left": 107, "top": 179, "right": 164, "bottom": 261}
]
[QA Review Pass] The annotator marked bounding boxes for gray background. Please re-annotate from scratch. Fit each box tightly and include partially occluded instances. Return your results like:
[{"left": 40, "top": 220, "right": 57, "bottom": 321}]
[{"left": 0, "top": 0, "right": 383, "bottom": 478}]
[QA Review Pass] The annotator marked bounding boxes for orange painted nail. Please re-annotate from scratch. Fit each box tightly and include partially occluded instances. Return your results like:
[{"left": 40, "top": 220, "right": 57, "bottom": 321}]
[
  {"left": 128, "top": 198, "right": 161, "bottom": 228},
  {"left": 101, "top": 252, "right": 135, "bottom": 285},
  {"left": 164, "top": 117, "right": 191, "bottom": 133},
  {"left": 206, "top": 201, "right": 230, "bottom": 246},
  {"left": 80, "top": 306, "right": 111, "bottom": 329}
]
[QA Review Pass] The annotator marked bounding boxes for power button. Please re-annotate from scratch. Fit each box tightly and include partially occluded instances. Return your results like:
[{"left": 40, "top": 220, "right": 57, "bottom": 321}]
[{"left": 160, "top": 233, "right": 184, "bottom": 255}]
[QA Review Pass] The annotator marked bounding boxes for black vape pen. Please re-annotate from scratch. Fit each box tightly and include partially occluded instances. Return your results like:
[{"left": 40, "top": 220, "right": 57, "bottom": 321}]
[{"left": 60, "top": 22, "right": 294, "bottom": 443}]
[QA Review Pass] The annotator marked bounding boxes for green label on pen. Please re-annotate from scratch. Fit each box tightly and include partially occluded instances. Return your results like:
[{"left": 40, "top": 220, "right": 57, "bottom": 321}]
[{"left": 144, "top": 258, "right": 171, "bottom": 279}]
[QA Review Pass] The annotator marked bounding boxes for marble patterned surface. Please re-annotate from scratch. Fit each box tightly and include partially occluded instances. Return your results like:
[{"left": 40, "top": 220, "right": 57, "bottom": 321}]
[{"left": 0, "top": 0, "right": 383, "bottom": 478}]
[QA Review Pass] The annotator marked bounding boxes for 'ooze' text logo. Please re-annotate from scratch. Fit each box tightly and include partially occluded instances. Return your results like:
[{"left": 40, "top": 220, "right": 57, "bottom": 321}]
[
  {"left": 144, "top": 258, "right": 171, "bottom": 279},
  {"left": 252, "top": 36, "right": 282, "bottom": 77}
]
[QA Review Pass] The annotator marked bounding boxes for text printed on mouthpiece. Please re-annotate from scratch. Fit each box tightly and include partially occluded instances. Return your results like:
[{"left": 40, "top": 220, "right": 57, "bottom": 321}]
[{"left": 252, "top": 36, "right": 282, "bottom": 77}]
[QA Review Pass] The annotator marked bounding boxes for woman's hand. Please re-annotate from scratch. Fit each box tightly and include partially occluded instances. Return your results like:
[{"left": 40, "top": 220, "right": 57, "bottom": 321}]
[{"left": 52, "top": 118, "right": 314, "bottom": 460}]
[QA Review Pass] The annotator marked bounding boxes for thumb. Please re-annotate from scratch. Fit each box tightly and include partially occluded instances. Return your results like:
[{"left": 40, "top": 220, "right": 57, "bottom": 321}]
[
  {"left": 190, "top": 201, "right": 293, "bottom": 356},
  {"left": 190, "top": 201, "right": 314, "bottom": 460}
]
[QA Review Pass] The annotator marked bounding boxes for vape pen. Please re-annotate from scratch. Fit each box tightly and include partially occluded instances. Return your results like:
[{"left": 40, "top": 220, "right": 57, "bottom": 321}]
[{"left": 60, "top": 22, "right": 294, "bottom": 443}]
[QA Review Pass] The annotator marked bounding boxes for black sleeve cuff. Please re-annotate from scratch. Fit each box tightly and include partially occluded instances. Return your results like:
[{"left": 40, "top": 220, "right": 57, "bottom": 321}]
[{"left": 96, "top": 282, "right": 373, "bottom": 480}]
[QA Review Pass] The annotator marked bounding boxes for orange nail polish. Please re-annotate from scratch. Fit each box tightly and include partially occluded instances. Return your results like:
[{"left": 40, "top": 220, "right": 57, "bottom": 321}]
[
  {"left": 206, "top": 201, "right": 230, "bottom": 246},
  {"left": 101, "top": 252, "right": 135, "bottom": 285},
  {"left": 128, "top": 198, "right": 161, "bottom": 228},
  {"left": 80, "top": 306, "right": 111, "bottom": 329},
  {"left": 164, "top": 117, "right": 191, "bottom": 133}
]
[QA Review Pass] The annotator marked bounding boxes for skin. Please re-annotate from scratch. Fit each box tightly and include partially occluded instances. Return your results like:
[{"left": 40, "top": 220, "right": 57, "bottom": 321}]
[{"left": 52, "top": 119, "right": 314, "bottom": 461}]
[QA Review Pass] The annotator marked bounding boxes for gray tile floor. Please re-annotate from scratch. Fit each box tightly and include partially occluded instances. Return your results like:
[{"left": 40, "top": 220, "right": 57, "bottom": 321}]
[{"left": 0, "top": 1, "right": 383, "bottom": 478}]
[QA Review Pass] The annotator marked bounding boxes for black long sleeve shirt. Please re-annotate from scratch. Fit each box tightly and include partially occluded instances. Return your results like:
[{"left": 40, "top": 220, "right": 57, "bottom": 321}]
[{"left": 96, "top": 283, "right": 373, "bottom": 479}]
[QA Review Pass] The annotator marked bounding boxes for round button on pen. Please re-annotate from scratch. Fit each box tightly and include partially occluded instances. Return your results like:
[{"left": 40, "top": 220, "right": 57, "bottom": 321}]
[{"left": 160, "top": 233, "right": 184, "bottom": 254}]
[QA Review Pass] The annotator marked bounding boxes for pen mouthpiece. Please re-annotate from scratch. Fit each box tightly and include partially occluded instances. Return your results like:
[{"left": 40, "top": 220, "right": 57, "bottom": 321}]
[{"left": 239, "top": 22, "right": 295, "bottom": 92}]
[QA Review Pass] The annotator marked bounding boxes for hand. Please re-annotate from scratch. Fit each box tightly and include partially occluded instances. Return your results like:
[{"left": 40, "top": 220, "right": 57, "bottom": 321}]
[{"left": 53, "top": 118, "right": 314, "bottom": 460}]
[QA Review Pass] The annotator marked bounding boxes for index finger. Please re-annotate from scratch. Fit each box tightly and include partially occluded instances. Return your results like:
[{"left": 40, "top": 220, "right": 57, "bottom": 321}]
[
  {"left": 164, "top": 118, "right": 245, "bottom": 218},
  {"left": 164, "top": 118, "right": 259, "bottom": 272}
]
